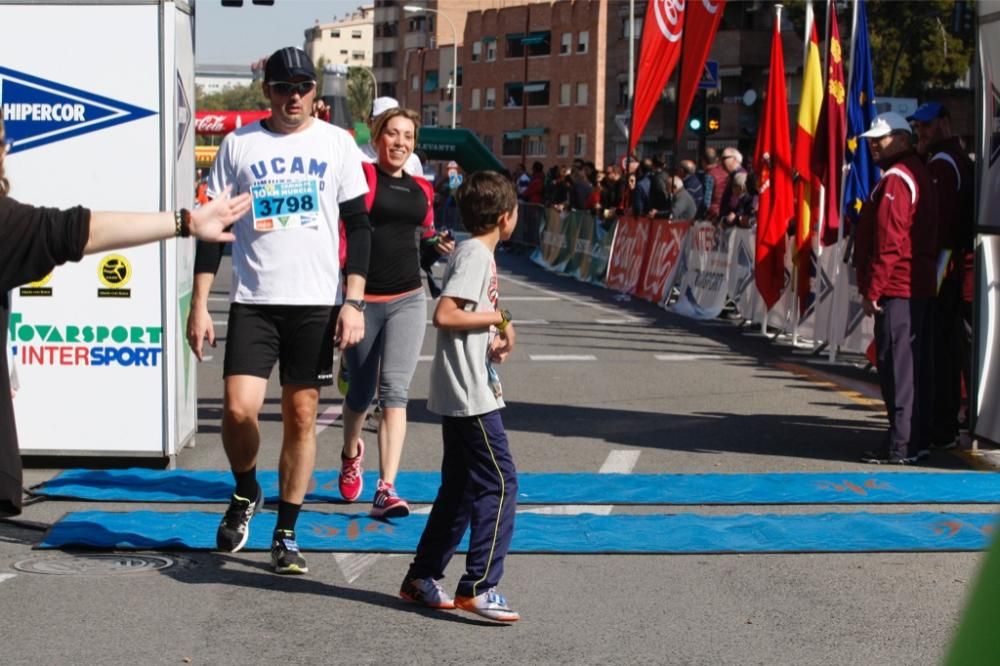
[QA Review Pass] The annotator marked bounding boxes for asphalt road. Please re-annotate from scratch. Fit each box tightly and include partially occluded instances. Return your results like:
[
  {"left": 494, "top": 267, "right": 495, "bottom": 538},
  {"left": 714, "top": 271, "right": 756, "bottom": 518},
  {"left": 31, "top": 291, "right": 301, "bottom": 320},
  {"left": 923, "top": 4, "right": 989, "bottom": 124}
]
[{"left": 1, "top": 251, "right": 994, "bottom": 665}]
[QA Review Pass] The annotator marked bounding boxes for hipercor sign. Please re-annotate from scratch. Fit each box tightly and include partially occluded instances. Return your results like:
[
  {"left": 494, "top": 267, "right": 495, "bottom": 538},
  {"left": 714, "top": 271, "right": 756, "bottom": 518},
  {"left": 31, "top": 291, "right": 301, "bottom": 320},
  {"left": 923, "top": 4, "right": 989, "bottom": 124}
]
[{"left": 0, "top": 65, "right": 155, "bottom": 154}]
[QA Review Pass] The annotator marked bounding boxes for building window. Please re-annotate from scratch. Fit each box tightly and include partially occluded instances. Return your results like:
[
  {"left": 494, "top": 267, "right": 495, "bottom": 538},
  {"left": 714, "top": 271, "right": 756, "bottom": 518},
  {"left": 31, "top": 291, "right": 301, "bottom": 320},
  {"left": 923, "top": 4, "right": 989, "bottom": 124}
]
[
  {"left": 352, "top": 51, "right": 365, "bottom": 61},
  {"left": 560, "top": 83, "right": 571, "bottom": 106},
  {"left": 486, "top": 40, "right": 497, "bottom": 62},
  {"left": 575, "top": 134, "right": 587, "bottom": 157},
  {"left": 577, "top": 31, "right": 589, "bottom": 54},
  {"left": 505, "top": 31, "right": 551, "bottom": 58},
  {"left": 485, "top": 87, "right": 496, "bottom": 109},
  {"left": 504, "top": 81, "right": 549, "bottom": 108},
  {"left": 502, "top": 135, "right": 523, "bottom": 156},
  {"left": 560, "top": 32, "right": 572, "bottom": 55},
  {"left": 352, "top": 30, "right": 363, "bottom": 39},
  {"left": 471, "top": 88, "right": 481, "bottom": 110},
  {"left": 482, "top": 135, "right": 494, "bottom": 152},
  {"left": 558, "top": 134, "right": 570, "bottom": 157},
  {"left": 618, "top": 80, "right": 629, "bottom": 108},
  {"left": 331, "top": 30, "right": 341, "bottom": 38},
  {"left": 577, "top": 83, "right": 588, "bottom": 106},
  {"left": 620, "top": 17, "right": 643, "bottom": 39},
  {"left": 422, "top": 104, "right": 438, "bottom": 127},
  {"left": 340, "top": 49, "right": 349, "bottom": 55},
  {"left": 412, "top": 75, "right": 419, "bottom": 91},
  {"left": 472, "top": 41, "right": 482, "bottom": 62},
  {"left": 526, "top": 136, "right": 546, "bottom": 157}
]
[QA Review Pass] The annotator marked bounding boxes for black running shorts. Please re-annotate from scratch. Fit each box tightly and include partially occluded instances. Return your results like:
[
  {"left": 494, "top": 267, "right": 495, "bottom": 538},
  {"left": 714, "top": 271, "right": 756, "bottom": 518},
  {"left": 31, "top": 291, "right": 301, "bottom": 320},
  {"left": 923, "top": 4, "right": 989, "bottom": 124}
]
[{"left": 223, "top": 303, "right": 338, "bottom": 387}]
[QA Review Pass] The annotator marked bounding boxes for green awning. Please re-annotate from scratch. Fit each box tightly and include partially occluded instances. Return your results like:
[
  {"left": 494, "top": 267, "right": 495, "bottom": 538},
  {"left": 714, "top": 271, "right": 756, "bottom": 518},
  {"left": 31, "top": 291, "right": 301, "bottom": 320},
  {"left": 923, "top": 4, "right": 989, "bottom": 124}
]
[
  {"left": 481, "top": 36, "right": 497, "bottom": 43},
  {"left": 424, "top": 71, "right": 439, "bottom": 92},
  {"left": 504, "top": 130, "right": 523, "bottom": 140},
  {"left": 416, "top": 127, "right": 505, "bottom": 173},
  {"left": 521, "top": 126, "right": 546, "bottom": 136},
  {"left": 523, "top": 83, "right": 547, "bottom": 93},
  {"left": 445, "top": 102, "right": 462, "bottom": 113},
  {"left": 520, "top": 34, "right": 548, "bottom": 45},
  {"left": 505, "top": 32, "right": 525, "bottom": 42}
]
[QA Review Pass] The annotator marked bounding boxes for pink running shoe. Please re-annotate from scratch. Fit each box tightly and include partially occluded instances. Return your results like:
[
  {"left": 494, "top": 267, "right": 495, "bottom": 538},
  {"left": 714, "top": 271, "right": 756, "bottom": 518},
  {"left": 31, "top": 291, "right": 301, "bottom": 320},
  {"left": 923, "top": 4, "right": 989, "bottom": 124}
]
[
  {"left": 338, "top": 439, "right": 365, "bottom": 502},
  {"left": 370, "top": 479, "right": 410, "bottom": 519}
]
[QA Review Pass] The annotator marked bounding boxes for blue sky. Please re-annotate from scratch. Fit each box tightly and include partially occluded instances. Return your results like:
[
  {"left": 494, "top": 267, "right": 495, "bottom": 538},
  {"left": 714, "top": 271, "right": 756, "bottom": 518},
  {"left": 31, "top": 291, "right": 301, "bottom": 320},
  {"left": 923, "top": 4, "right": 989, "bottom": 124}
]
[{"left": 195, "top": 0, "right": 360, "bottom": 66}]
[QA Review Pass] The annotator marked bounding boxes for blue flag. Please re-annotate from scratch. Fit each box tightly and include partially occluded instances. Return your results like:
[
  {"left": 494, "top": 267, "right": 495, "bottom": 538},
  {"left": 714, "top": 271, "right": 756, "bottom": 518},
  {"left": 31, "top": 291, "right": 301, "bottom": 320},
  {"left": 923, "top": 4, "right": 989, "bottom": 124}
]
[{"left": 842, "top": 0, "right": 880, "bottom": 233}]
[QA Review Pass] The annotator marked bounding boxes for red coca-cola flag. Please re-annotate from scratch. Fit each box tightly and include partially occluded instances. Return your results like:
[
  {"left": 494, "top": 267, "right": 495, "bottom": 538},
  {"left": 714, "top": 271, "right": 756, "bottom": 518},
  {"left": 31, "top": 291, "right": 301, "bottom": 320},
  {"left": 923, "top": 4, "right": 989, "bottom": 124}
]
[
  {"left": 753, "top": 11, "right": 794, "bottom": 311},
  {"left": 674, "top": 0, "right": 726, "bottom": 142},
  {"left": 629, "top": 0, "right": 686, "bottom": 154},
  {"left": 195, "top": 110, "right": 271, "bottom": 136}
]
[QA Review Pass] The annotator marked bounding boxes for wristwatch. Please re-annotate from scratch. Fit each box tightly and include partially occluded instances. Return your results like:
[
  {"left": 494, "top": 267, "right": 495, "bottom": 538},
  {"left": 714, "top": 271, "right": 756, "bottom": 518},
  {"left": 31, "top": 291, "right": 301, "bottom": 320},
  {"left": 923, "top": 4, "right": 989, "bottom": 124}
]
[
  {"left": 497, "top": 308, "right": 513, "bottom": 332},
  {"left": 344, "top": 299, "right": 367, "bottom": 312}
]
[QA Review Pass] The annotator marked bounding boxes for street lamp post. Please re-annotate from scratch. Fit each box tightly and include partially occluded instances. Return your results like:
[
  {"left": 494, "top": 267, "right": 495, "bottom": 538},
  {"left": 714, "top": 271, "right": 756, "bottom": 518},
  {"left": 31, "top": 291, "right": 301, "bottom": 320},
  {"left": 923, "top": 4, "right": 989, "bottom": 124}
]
[{"left": 403, "top": 4, "right": 458, "bottom": 129}]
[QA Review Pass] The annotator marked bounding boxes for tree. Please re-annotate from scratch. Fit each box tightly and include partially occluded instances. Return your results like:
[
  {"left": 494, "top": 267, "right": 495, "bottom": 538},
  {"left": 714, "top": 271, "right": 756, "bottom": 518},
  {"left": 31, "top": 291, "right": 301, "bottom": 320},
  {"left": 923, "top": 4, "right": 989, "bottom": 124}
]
[
  {"left": 784, "top": 0, "right": 974, "bottom": 98},
  {"left": 347, "top": 67, "right": 375, "bottom": 126}
]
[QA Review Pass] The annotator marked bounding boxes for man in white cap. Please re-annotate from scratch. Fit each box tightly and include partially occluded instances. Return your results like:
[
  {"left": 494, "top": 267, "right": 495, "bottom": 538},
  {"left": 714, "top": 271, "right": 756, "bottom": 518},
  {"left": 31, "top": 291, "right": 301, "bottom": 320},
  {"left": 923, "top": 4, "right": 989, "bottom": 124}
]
[
  {"left": 854, "top": 111, "right": 938, "bottom": 465},
  {"left": 361, "top": 97, "right": 424, "bottom": 177}
]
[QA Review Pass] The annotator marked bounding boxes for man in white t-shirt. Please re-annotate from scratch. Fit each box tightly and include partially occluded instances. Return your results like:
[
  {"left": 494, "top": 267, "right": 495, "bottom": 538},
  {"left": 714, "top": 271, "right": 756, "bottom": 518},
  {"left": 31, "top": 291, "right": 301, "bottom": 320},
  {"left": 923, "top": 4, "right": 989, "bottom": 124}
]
[
  {"left": 360, "top": 96, "right": 423, "bottom": 177},
  {"left": 186, "top": 47, "right": 372, "bottom": 575}
]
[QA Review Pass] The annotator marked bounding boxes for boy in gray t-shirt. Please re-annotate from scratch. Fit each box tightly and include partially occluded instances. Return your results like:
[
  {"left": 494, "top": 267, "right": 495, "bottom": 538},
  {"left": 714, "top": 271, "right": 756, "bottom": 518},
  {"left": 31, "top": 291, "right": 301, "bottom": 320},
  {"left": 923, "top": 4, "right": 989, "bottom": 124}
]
[{"left": 399, "top": 172, "right": 521, "bottom": 622}]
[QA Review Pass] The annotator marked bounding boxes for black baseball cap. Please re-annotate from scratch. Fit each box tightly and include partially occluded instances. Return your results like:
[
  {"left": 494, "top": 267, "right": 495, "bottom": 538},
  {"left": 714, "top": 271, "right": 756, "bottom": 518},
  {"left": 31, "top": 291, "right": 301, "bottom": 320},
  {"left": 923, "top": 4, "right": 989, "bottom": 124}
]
[{"left": 264, "top": 47, "right": 316, "bottom": 82}]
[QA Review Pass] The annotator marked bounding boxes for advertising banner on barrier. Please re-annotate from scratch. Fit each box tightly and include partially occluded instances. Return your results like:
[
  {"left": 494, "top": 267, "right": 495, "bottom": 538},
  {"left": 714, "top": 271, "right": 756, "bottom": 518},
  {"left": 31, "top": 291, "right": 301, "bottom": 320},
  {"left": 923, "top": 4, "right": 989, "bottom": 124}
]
[
  {"left": 670, "top": 222, "right": 735, "bottom": 319},
  {"left": 569, "top": 214, "right": 615, "bottom": 285},
  {"left": 531, "top": 208, "right": 578, "bottom": 272},
  {"left": 635, "top": 220, "right": 691, "bottom": 303},
  {"left": 728, "top": 227, "right": 757, "bottom": 316},
  {"left": 606, "top": 215, "right": 651, "bottom": 294}
]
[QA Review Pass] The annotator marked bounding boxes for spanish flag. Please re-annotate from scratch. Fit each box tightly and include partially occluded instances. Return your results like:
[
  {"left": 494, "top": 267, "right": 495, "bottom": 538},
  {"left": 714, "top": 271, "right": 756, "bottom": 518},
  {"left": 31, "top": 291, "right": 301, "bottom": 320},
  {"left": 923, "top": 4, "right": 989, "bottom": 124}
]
[{"left": 793, "top": 21, "right": 823, "bottom": 253}]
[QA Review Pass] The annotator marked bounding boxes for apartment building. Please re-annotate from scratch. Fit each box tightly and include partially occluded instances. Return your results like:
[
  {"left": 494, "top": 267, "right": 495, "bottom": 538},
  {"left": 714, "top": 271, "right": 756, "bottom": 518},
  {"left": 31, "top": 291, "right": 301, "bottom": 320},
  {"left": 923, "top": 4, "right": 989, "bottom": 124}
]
[{"left": 304, "top": 5, "right": 375, "bottom": 68}]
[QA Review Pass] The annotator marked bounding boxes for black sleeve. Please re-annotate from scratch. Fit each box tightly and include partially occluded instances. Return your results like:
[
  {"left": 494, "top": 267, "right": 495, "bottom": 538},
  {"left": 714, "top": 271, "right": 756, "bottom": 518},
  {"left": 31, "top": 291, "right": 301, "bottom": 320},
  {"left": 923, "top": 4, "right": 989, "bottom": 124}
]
[
  {"left": 0, "top": 197, "right": 90, "bottom": 291},
  {"left": 193, "top": 239, "right": 225, "bottom": 275},
  {"left": 340, "top": 194, "right": 371, "bottom": 278}
]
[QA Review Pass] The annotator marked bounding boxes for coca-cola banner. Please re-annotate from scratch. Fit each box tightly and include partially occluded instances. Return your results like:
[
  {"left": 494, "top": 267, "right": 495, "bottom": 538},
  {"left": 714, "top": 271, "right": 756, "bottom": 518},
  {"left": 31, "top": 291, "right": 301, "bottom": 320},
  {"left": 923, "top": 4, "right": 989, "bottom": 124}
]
[
  {"left": 195, "top": 110, "right": 271, "bottom": 136},
  {"left": 606, "top": 215, "right": 652, "bottom": 294},
  {"left": 629, "top": 0, "right": 686, "bottom": 153},
  {"left": 634, "top": 220, "right": 691, "bottom": 303}
]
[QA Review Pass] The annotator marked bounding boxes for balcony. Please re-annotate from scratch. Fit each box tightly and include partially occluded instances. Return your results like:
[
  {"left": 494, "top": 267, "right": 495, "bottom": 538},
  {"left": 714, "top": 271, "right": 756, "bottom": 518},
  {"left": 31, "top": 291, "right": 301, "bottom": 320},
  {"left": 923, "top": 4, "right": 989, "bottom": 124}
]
[
  {"left": 404, "top": 33, "right": 428, "bottom": 50},
  {"left": 373, "top": 67, "right": 398, "bottom": 84},
  {"left": 374, "top": 37, "right": 398, "bottom": 53},
  {"left": 374, "top": 4, "right": 398, "bottom": 22}
]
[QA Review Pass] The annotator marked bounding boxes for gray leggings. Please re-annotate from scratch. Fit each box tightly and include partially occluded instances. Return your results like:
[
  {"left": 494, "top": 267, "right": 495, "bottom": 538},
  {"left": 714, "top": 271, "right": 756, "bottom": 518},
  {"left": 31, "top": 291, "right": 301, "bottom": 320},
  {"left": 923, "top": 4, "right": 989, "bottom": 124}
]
[{"left": 344, "top": 289, "right": 427, "bottom": 412}]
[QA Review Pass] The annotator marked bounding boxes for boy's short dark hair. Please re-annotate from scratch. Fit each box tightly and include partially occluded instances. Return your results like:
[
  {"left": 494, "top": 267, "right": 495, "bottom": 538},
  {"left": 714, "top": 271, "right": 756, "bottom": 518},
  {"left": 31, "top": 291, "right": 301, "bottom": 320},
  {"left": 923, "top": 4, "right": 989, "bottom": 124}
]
[{"left": 456, "top": 171, "right": 517, "bottom": 235}]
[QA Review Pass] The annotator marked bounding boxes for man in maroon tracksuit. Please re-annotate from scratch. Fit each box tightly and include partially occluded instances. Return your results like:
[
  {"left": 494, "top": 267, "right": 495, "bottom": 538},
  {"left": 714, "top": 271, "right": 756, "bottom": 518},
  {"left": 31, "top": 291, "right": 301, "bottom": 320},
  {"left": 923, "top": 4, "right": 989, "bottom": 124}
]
[
  {"left": 853, "top": 112, "right": 938, "bottom": 464},
  {"left": 908, "top": 102, "right": 975, "bottom": 449}
]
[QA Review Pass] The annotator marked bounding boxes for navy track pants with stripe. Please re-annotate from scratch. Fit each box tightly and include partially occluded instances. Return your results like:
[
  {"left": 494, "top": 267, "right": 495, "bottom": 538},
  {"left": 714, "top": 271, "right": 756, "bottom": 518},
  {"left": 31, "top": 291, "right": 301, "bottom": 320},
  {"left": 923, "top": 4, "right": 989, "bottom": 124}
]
[{"left": 407, "top": 411, "right": 518, "bottom": 598}]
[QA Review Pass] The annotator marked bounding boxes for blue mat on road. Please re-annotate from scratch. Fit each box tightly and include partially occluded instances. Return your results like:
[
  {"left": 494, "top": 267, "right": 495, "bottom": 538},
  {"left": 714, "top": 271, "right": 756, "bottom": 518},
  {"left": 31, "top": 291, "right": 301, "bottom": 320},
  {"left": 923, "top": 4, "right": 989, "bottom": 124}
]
[
  {"left": 33, "top": 469, "right": 1000, "bottom": 505},
  {"left": 40, "top": 510, "right": 999, "bottom": 553}
]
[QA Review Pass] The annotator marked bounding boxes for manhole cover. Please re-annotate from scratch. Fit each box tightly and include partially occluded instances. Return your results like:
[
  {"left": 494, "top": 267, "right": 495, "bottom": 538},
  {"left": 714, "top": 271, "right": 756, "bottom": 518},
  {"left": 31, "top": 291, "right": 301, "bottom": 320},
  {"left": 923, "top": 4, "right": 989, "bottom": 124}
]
[{"left": 13, "top": 554, "right": 175, "bottom": 575}]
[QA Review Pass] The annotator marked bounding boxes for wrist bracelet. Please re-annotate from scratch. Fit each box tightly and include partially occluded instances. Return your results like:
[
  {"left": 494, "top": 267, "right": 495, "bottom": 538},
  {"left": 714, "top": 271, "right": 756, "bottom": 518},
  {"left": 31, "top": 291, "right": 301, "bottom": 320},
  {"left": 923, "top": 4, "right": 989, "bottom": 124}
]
[{"left": 174, "top": 209, "right": 192, "bottom": 238}]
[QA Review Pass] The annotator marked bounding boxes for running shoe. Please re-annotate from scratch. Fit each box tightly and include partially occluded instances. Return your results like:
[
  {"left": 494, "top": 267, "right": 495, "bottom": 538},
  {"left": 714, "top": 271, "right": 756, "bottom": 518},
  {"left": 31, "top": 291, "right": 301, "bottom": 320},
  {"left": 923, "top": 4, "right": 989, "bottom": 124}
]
[
  {"left": 370, "top": 479, "right": 410, "bottom": 519},
  {"left": 455, "top": 588, "right": 520, "bottom": 622},
  {"left": 860, "top": 451, "right": 918, "bottom": 465},
  {"left": 399, "top": 576, "right": 455, "bottom": 609},
  {"left": 339, "top": 439, "right": 365, "bottom": 502},
  {"left": 270, "top": 529, "right": 308, "bottom": 575},
  {"left": 215, "top": 483, "right": 263, "bottom": 553}
]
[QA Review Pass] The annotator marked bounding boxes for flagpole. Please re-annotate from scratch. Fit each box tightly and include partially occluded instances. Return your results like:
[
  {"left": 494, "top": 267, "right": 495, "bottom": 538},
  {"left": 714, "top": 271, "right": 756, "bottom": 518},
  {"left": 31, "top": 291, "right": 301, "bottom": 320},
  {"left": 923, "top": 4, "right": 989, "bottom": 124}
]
[
  {"left": 626, "top": 0, "right": 636, "bottom": 172},
  {"left": 826, "top": 0, "right": 861, "bottom": 365},
  {"left": 791, "top": 0, "right": 816, "bottom": 349},
  {"left": 673, "top": 8, "right": 688, "bottom": 171}
]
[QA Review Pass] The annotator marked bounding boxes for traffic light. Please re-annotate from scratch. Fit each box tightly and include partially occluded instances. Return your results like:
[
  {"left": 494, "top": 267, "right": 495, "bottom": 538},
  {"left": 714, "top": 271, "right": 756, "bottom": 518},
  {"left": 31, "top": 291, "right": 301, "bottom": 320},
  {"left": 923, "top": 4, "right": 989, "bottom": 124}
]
[
  {"left": 688, "top": 94, "right": 706, "bottom": 134},
  {"left": 706, "top": 106, "right": 721, "bottom": 134}
]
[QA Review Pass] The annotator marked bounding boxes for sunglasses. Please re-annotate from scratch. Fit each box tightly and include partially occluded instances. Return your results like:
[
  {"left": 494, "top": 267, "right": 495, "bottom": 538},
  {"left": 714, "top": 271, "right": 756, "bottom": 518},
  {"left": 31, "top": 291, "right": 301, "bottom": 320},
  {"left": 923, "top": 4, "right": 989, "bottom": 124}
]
[{"left": 268, "top": 80, "right": 316, "bottom": 96}]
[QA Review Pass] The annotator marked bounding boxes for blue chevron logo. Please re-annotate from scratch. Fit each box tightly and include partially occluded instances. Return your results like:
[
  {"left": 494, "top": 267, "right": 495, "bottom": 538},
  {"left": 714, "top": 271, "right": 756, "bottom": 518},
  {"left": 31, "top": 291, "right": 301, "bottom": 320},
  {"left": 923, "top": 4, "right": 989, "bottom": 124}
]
[{"left": 0, "top": 66, "right": 155, "bottom": 154}]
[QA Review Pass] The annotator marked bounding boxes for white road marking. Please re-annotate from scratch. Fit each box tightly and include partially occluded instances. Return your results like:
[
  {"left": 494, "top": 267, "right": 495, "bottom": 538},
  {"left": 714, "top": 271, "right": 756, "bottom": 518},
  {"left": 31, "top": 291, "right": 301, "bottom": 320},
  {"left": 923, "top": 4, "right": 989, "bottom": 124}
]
[
  {"left": 208, "top": 296, "right": 228, "bottom": 302},
  {"left": 0, "top": 574, "right": 15, "bottom": 584},
  {"left": 426, "top": 319, "right": 548, "bottom": 326},
  {"left": 519, "top": 449, "right": 639, "bottom": 516},
  {"left": 502, "top": 273, "right": 640, "bottom": 320},
  {"left": 314, "top": 404, "right": 343, "bottom": 435},
  {"left": 529, "top": 354, "right": 597, "bottom": 361},
  {"left": 655, "top": 353, "right": 720, "bottom": 362},
  {"left": 335, "top": 506, "right": 434, "bottom": 582},
  {"left": 418, "top": 355, "right": 435, "bottom": 362},
  {"left": 202, "top": 355, "right": 214, "bottom": 362},
  {"left": 499, "top": 296, "right": 559, "bottom": 301},
  {"left": 595, "top": 317, "right": 647, "bottom": 325},
  {"left": 212, "top": 320, "right": 228, "bottom": 327}
]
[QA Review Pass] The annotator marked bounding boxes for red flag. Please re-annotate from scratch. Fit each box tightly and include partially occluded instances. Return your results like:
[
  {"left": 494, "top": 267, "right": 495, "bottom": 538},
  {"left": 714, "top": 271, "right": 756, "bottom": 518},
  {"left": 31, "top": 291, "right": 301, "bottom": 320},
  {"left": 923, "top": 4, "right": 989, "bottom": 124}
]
[
  {"left": 812, "top": 1, "right": 846, "bottom": 245},
  {"left": 674, "top": 0, "right": 727, "bottom": 142},
  {"left": 629, "top": 0, "right": 686, "bottom": 154},
  {"left": 753, "top": 12, "right": 794, "bottom": 311}
]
